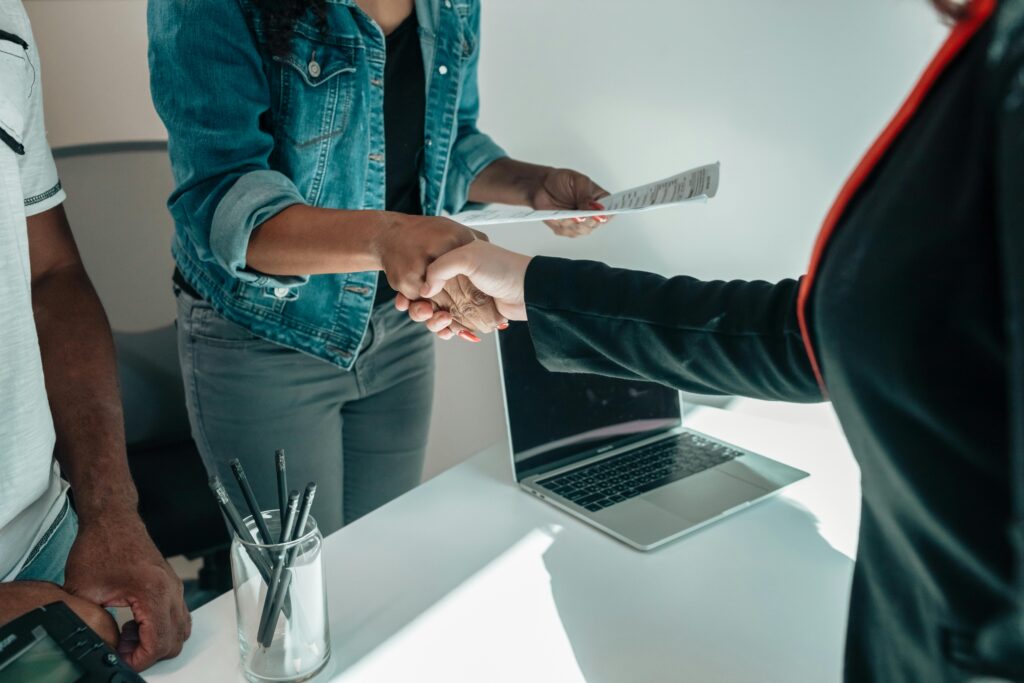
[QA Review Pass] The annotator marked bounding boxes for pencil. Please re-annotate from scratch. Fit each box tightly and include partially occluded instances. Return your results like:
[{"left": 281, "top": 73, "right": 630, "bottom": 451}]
[
  {"left": 209, "top": 476, "right": 292, "bottom": 619},
  {"left": 260, "top": 482, "right": 317, "bottom": 646},
  {"left": 257, "top": 490, "right": 299, "bottom": 647},
  {"left": 229, "top": 458, "right": 273, "bottom": 545},
  {"left": 275, "top": 449, "right": 288, "bottom": 521}
]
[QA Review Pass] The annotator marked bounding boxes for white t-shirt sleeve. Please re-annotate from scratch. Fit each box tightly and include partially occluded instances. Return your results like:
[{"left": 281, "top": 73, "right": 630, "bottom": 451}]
[{"left": 18, "top": 17, "right": 64, "bottom": 217}]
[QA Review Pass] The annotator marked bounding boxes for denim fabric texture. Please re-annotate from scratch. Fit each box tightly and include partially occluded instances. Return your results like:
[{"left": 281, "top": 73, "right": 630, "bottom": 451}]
[
  {"left": 175, "top": 288, "right": 434, "bottom": 535},
  {"left": 149, "top": 0, "right": 506, "bottom": 369},
  {"left": 14, "top": 499, "right": 77, "bottom": 585}
]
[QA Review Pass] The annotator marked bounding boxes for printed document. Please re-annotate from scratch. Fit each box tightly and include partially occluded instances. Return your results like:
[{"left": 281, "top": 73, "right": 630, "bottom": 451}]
[{"left": 450, "top": 162, "right": 720, "bottom": 227}]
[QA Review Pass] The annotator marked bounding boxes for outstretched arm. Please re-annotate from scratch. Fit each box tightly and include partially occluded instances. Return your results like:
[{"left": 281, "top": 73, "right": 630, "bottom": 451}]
[
  {"left": 412, "top": 241, "right": 822, "bottom": 403},
  {"left": 521, "top": 256, "right": 822, "bottom": 402}
]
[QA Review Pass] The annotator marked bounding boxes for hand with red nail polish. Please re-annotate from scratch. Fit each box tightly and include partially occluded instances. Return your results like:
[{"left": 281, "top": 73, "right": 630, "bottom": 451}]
[
  {"left": 529, "top": 167, "right": 611, "bottom": 238},
  {"left": 395, "top": 263, "right": 504, "bottom": 340}
]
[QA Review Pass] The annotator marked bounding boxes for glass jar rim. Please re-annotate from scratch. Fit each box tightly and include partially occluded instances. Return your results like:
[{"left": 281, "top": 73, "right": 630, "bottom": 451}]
[{"left": 235, "top": 510, "right": 320, "bottom": 551}]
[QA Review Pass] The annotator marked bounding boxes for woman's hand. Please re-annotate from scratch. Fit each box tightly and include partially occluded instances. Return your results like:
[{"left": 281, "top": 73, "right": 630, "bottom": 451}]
[
  {"left": 395, "top": 241, "right": 531, "bottom": 340},
  {"left": 378, "top": 223, "right": 504, "bottom": 339},
  {"left": 530, "top": 167, "right": 611, "bottom": 238},
  {"left": 467, "top": 159, "right": 610, "bottom": 238},
  {"left": 396, "top": 274, "right": 506, "bottom": 342},
  {"left": 372, "top": 215, "right": 481, "bottom": 300}
]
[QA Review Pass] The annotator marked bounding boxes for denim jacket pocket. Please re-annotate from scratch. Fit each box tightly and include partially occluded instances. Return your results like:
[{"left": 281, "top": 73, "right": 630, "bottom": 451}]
[{"left": 273, "top": 35, "right": 359, "bottom": 149}]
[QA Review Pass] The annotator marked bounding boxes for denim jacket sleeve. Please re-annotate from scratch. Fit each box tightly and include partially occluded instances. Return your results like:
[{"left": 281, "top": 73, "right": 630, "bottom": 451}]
[
  {"left": 148, "top": 0, "right": 307, "bottom": 286},
  {"left": 441, "top": 2, "right": 507, "bottom": 214}
]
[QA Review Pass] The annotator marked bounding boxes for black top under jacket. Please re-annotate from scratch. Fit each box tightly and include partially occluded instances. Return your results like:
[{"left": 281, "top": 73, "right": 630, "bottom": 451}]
[
  {"left": 520, "top": 2, "right": 1024, "bottom": 680},
  {"left": 374, "top": 11, "right": 426, "bottom": 305}
]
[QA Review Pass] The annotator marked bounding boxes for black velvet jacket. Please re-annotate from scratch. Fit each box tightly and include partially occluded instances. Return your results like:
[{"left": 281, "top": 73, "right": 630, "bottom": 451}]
[{"left": 521, "top": 2, "right": 1024, "bottom": 680}]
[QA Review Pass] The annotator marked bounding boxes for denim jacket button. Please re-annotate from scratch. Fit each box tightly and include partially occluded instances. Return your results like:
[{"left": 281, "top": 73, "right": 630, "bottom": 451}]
[
  {"left": 273, "top": 287, "right": 290, "bottom": 299},
  {"left": 308, "top": 60, "right": 321, "bottom": 78},
  {"left": 444, "top": 0, "right": 452, "bottom": 7},
  {"left": 438, "top": 65, "right": 448, "bottom": 76}
]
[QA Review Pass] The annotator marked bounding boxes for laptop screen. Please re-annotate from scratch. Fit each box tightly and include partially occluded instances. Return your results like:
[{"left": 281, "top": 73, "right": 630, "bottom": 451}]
[{"left": 498, "top": 322, "right": 682, "bottom": 481}]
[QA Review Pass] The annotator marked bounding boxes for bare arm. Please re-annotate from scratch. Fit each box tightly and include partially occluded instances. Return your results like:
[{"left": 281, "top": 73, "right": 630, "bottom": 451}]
[
  {"left": 28, "top": 205, "right": 136, "bottom": 525},
  {"left": 245, "top": 205, "right": 392, "bottom": 276},
  {"left": 245, "top": 205, "right": 486, "bottom": 303},
  {"left": 27, "top": 205, "right": 189, "bottom": 671},
  {"left": 467, "top": 157, "right": 552, "bottom": 206}
]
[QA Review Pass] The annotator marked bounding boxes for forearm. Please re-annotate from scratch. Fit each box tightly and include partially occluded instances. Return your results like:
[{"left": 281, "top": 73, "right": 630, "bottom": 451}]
[
  {"left": 0, "top": 582, "right": 118, "bottom": 646},
  {"left": 32, "top": 265, "right": 137, "bottom": 523},
  {"left": 467, "top": 157, "right": 552, "bottom": 206},
  {"left": 245, "top": 205, "right": 400, "bottom": 276},
  {"left": 524, "top": 257, "right": 823, "bottom": 402}
]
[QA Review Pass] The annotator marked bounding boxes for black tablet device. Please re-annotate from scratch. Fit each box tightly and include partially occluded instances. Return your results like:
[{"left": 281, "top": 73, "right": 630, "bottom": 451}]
[{"left": 0, "top": 601, "right": 144, "bottom": 683}]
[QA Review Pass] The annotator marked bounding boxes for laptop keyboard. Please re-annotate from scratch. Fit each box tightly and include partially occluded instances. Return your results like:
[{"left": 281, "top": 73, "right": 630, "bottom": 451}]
[{"left": 536, "top": 432, "right": 742, "bottom": 512}]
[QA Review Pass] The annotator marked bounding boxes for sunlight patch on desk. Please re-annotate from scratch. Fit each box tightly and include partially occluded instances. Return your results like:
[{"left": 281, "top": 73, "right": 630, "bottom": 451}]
[{"left": 332, "top": 526, "right": 586, "bottom": 683}]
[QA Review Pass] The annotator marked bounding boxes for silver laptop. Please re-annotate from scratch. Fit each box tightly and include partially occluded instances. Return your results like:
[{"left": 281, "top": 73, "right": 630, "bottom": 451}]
[{"left": 497, "top": 323, "right": 808, "bottom": 551}]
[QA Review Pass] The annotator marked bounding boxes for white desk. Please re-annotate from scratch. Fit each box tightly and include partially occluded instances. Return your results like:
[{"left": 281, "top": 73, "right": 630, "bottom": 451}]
[{"left": 147, "top": 403, "right": 860, "bottom": 683}]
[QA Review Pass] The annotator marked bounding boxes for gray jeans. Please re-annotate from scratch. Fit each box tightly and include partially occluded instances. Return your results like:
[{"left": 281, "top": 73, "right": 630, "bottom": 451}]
[{"left": 175, "top": 288, "right": 434, "bottom": 536}]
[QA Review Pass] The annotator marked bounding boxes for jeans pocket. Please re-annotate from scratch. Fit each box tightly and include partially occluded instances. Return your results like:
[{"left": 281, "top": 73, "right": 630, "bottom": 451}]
[
  {"left": 186, "top": 301, "right": 265, "bottom": 347},
  {"left": 16, "top": 499, "right": 77, "bottom": 584}
]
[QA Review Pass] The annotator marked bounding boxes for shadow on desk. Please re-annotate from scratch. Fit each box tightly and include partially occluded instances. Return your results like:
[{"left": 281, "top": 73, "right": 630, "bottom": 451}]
[
  {"left": 315, "top": 445, "right": 853, "bottom": 683},
  {"left": 544, "top": 499, "right": 853, "bottom": 683}
]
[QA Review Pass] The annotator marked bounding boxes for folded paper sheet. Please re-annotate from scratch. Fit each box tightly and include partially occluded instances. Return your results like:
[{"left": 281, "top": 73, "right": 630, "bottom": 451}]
[{"left": 450, "top": 162, "right": 720, "bottom": 227}]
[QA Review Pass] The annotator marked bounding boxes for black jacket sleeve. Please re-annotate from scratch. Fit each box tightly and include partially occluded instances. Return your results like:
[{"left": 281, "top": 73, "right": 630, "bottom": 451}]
[{"left": 523, "top": 256, "right": 822, "bottom": 403}]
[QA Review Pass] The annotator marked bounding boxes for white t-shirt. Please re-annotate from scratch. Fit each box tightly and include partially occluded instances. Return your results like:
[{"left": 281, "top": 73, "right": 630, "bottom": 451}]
[{"left": 0, "top": 0, "right": 70, "bottom": 581}]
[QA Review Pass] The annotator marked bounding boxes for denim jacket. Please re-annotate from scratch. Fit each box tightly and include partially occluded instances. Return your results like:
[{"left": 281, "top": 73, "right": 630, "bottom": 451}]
[{"left": 148, "top": 0, "right": 506, "bottom": 369}]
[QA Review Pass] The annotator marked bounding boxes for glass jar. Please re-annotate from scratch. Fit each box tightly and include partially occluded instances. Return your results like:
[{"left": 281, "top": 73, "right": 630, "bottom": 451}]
[{"left": 230, "top": 510, "right": 330, "bottom": 683}]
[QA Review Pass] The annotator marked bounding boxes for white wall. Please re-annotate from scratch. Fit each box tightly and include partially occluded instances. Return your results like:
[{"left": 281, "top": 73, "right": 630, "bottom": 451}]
[
  {"left": 424, "top": 0, "right": 947, "bottom": 476},
  {"left": 24, "top": 1, "right": 160, "bottom": 147},
  {"left": 24, "top": 0, "right": 947, "bottom": 479}
]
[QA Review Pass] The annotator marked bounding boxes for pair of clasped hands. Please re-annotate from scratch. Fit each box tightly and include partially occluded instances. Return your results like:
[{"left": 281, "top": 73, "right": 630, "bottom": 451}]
[{"left": 383, "top": 167, "right": 609, "bottom": 338}]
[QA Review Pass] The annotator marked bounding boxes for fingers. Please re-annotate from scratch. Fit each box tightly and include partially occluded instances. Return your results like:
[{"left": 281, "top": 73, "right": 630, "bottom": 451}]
[
  {"left": 120, "top": 579, "right": 188, "bottom": 671},
  {"left": 422, "top": 243, "right": 480, "bottom": 298},
  {"left": 450, "top": 320, "right": 480, "bottom": 343},
  {"left": 588, "top": 200, "right": 610, "bottom": 225},
  {"left": 446, "top": 275, "right": 503, "bottom": 333},
  {"left": 121, "top": 608, "right": 168, "bottom": 671},
  {"left": 545, "top": 217, "right": 600, "bottom": 238},
  {"left": 576, "top": 174, "right": 608, "bottom": 205},
  {"left": 117, "top": 620, "right": 140, "bottom": 660},
  {"left": 426, "top": 309, "right": 454, "bottom": 332},
  {"left": 386, "top": 271, "right": 427, "bottom": 302}
]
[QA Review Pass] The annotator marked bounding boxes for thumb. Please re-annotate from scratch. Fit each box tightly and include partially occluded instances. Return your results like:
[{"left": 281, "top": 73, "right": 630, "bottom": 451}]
[{"left": 422, "top": 245, "right": 478, "bottom": 298}]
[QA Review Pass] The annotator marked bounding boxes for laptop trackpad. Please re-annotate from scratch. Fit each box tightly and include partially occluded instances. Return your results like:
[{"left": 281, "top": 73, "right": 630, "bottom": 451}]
[{"left": 643, "top": 469, "right": 769, "bottom": 523}]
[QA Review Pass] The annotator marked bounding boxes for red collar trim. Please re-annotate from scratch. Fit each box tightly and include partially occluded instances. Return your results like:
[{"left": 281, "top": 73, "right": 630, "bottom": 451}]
[{"left": 796, "top": 0, "right": 997, "bottom": 396}]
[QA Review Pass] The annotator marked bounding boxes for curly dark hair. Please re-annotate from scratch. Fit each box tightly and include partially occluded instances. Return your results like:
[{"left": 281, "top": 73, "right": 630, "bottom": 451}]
[
  {"left": 931, "top": 0, "right": 971, "bottom": 22},
  {"left": 252, "top": 0, "right": 328, "bottom": 56}
]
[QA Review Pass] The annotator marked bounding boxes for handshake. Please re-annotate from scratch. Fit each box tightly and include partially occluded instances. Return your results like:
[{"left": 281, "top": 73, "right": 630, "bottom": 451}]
[
  {"left": 375, "top": 165, "right": 610, "bottom": 340},
  {"left": 380, "top": 214, "right": 608, "bottom": 341},
  {"left": 377, "top": 215, "right": 535, "bottom": 341}
]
